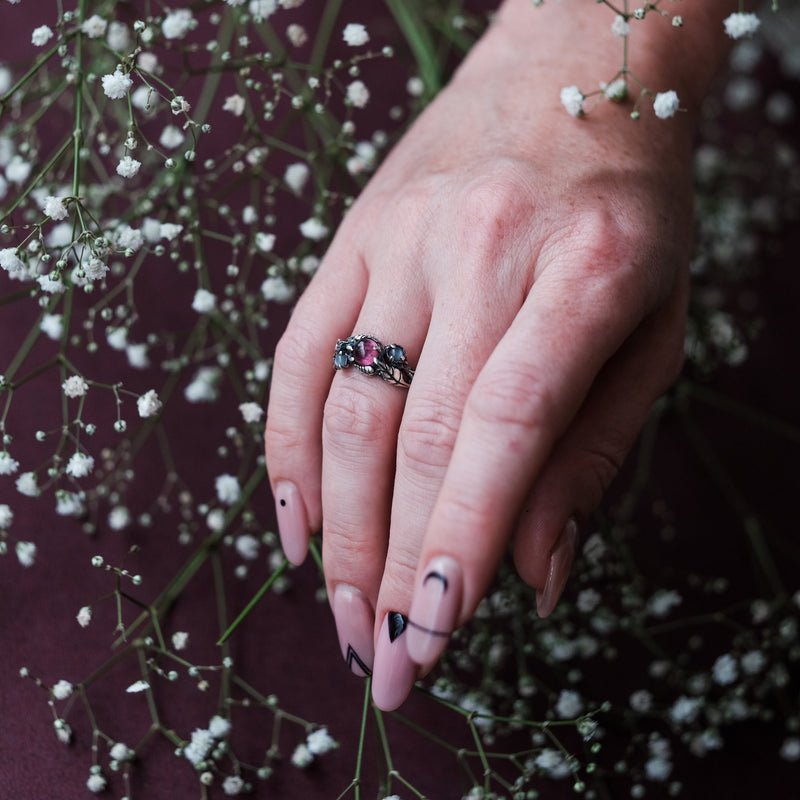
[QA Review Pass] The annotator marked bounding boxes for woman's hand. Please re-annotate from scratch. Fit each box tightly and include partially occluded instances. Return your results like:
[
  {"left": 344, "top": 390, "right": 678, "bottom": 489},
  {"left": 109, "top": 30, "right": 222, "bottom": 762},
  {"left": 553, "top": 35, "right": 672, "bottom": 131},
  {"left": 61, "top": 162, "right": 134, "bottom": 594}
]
[{"left": 265, "top": 0, "right": 727, "bottom": 709}]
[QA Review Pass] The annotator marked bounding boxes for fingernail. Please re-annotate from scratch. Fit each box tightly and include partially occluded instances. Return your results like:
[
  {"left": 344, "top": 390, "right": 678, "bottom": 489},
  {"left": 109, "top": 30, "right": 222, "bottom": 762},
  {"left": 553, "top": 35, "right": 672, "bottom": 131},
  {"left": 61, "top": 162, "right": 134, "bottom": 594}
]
[
  {"left": 536, "top": 518, "right": 579, "bottom": 618},
  {"left": 274, "top": 481, "right": 309, "bottom": 565},
  {"left": 332, "top": 585, "right": 374, "bottom": 678},
  {"left": 371, "top": 612, "right": 417, "bottom": 711},
  {"left": 406, "top": 555, "right": 462, "bottom": 666}
]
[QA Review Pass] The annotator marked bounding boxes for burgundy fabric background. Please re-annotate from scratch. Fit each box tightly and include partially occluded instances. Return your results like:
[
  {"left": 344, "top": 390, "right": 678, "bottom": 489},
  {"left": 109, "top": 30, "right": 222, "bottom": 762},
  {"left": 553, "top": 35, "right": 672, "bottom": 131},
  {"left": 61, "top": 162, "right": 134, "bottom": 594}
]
[{"left": 2, "top": 2, "right": 800, "bottom": 799}]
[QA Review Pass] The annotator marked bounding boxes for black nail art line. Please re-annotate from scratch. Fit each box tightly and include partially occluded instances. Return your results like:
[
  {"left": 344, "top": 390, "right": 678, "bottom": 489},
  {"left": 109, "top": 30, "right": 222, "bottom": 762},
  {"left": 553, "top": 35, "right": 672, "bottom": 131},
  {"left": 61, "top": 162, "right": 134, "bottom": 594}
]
[
  {"left": 345, "top": 644, "right": 372, "bottom": 677},
  {"left": 405, "top": 617, "right": 451, "bottom": 638},
  {"left": 387, "top": 611, "right": 407, "bottom": 642},
  {"left": 423, "top": 570, "right": 449, "bottom": 591}
]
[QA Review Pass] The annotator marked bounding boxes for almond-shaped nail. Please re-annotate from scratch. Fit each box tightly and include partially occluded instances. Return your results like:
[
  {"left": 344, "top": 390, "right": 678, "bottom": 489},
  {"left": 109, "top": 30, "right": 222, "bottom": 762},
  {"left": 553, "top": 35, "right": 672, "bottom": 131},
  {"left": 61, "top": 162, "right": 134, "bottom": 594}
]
[
  {"left": 332, "top": 584, "right": 374, "bottom": 678},
  {"left": 274, "top": 481, "right": 309, "bottom": 565},
  {"left": 371, "top": 612, "right": 417, "bottom": 711},
  {"left": 406, "top": 555, "right": 462, "bottom": 666},
  {"left": 536, "top": 518, "right": 579, "bottom": 618}
]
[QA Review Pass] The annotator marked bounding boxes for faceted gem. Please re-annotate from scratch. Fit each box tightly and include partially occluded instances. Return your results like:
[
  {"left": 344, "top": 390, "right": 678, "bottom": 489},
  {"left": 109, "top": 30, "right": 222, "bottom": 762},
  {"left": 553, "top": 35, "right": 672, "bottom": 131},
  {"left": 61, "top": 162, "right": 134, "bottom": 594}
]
[
  {"left": 354, "top": 337, "right": 380, "bottom": 366},
  {"left": 333, "top": 351, "right": 350, "bottom": 369}
]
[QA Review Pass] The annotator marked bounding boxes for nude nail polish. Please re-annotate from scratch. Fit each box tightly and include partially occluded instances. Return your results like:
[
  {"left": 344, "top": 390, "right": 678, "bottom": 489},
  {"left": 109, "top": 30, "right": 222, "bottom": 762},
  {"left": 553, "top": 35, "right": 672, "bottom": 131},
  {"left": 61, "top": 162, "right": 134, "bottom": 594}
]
[
  {"left": 536, "top": 518, "right": 579, "bottom": 619},
  {"left": 406, "top": 555, "right": 462, "bottom": 666},
  {"left": 371, "top": 612, "right": 417, "bottom": 711},
  {"left": 332, "top": 584, "right": 374, "bottom": 678},
  {"left": 274, "top": 481, "right": 309, "bottom": 565}
]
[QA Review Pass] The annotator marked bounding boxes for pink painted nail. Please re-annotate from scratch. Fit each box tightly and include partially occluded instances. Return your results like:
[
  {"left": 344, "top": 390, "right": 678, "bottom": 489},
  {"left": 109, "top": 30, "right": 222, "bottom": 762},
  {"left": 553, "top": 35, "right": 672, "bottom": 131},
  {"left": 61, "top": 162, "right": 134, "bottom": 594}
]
[
  {"left": 274, "top": 481, "right": 309, "bottom": 565},
  {"left": 332, "top": 584, "right": 374, "bottom": 678},
  {"left": 371, "top": 612, "right": 417, "bottom": 711},
  {"left": 406, "top": 555, "right": 462, "bottom": 666},
  {"left": 536, "top": 518, "right": 579, "bottom": 618}
]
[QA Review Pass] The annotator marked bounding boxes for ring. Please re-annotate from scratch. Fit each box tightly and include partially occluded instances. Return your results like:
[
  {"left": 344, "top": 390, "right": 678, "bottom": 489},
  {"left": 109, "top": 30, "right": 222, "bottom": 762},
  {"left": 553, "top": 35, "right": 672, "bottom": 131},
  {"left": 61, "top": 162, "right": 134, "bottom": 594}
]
[{"left": 333, "top": 334, "right": 414, "bottom": 388}]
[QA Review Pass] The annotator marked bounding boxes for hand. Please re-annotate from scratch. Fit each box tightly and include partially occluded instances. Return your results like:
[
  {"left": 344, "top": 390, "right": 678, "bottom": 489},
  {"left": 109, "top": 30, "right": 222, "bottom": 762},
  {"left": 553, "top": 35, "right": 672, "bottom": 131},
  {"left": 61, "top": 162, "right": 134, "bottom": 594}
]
[{"left": 265, "top": 0, "right": 718, "bottom": 709}]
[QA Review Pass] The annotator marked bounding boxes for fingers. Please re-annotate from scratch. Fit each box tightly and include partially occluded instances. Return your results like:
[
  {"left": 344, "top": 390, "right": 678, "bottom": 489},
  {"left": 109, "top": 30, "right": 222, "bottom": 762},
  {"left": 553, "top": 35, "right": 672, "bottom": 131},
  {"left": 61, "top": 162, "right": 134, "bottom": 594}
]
[
  {"left": 370, "top": 286, "right": 518, "bottom": 708},
  {"left": 514, "top": 268, "right": 688, "bottom": 615},
  {"left": 400, "top": 245, "right": 670, "bottom": 670},
  {"left": 264, "top": 237, "right": 366, "bottom": 565}
]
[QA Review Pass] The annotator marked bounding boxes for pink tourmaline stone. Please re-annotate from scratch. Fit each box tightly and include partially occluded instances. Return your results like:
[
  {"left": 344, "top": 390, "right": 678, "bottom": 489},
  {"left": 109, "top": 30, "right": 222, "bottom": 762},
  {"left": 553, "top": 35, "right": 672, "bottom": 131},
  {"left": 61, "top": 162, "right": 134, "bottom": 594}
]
[{"left": 354, "top": 337, "right": 379, "bottom": 366}]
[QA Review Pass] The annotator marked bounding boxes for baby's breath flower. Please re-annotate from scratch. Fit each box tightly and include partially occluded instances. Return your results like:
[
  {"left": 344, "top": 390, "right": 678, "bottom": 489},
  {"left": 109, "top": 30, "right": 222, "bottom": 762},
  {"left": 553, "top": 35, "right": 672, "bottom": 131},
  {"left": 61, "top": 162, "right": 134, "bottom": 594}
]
[
  {"left": 669, "top": 695, "right": 701, "bottom": 725},
  {"left": 6, "top": 156, "right": 32, "bottom": 185},
  {"left": 261, "top": 275, "right": 295, "bottom": 303},
  {"left": 222, "top": 776, "right": 245, "bottom": 796},
  {"left": 346, "top": 79, "right": 370, "bottom": 108},
  {"left": 653, "top": 90, "right": 680, "bottom": 119},
  {"left": 42, "top": 195, "right": 68, "bottom": 220},
  {"left": 306, "top": 727, "right": 338, "bottom": 755},
  {"left": 101, "top": 69, "right": 134, "bottom": 100},
  {"left": 82, "top": 14, "right": 108, "bottom": 38},
  {"left": 711, "top": 653, "right": 739, "bottom": 685},
  {"left": 299, "top": 217, "right": 329, "bottom": 241},
  {"left": 37, "top": 274, "right": 67, "bottom": 294},
  {"left": 287, "top": 24, "right": 308, "bottom": 47},
  {"left": 630, "top": 689, "right": 653, "bottom": 712},
  {"left": 172, "top": 631, "right": 189, "bottom": 650},
  {"left": 0, "top": 504, "right": 12, "bottom": 529},
  {"left": 16, "top": 472, "right": 39, "bottom": 497},
  {"left": 86, "top": 773, "right": 107, "bottom": 793},
  {"left": 110, "top": 742, "right": 134, "bottom": 762},
  {"left": 116, "top": 155, "right": 141, "bottom": 178},
  {"left": 159, "top": 125, "right": 184, "bottom": 149},
  {"left": 126, "top": 680, "right": 150, "bottom": 693},
  {"left": 534, "top": 748, "right": 571, "bottom": 779},
  {"left": 65, "top": 452, "right": 94, "bottom": 478},
  {"left": 343, "top": 23, "right": 369, "bottom": 47},
  {"left": 239, "top": 402, "right": 263, "bottom": 423},
  {"left": 291, "top": 742, "right": 314, "bottom": 768},
  {"left": 107, "top": 21, "right": 131, "bottom": 51},
  {"left": 209, "top": 715, "right": 231, "bottom": 738},
  {"left": 215, "top": 474, "right": 241, "bottom": 506},
  {"left": 555, "top": 689, "right": 584, "bottom": 718},
  {"left": 250, "top": 0, "right": 277, "bottom": 18},
  {"left": 223, "top": 94, "right": 246, "bottom": 116},
  {"left": 235, "top": 534, "right": 260, "bottom": 560},
  {"left": 611, "top": 14, "right": 631, "bottom": 37},
  {"left": 192, "top": 288, "right": 217, "bottom": 313},
  {"left": 724, "top": 12, "right": 761, "bottom": 40},
  {"left": 780, "top": 737, "right": 800, "bottom": 762},
  {"left": 255, "top": 232, "right": 276, "bottom": 252},
  {"left": 62, "top": 375, "right": 89, "bottom": 398},
  {"left": 162, "top": 9, "right": 194, "bottom": 40},
  {"left": 137, "top": 390, "right": 162, "bottom": 418},
  {"left": 84, "top": 258, "right": 109, "bottom": 281},
  {"left": 560, "top": 85, "right": 584, "bottom": 117},
  {"left": 185, "top": 366, "right": 222, "bottom": 403},
  {"left": 77, "top": 606, "right": 92, "bottom": 628},
  {"left": 185, "top": 727, "right": 214, "bottom": 765},
  {"left": 284, "top": 162, "right": 310, "bottom": 194},
  {"left": 52, "top": 679, "right": 73, "bottom": 700},
  {"left": 16, "top": 540, "right": 37, "bottom": 567},
  {"left": 0, "top": 248, "right": 26, "bottom": 276},
  {"left": 108, "top": 506, "right": 131, "bottom": 530},
  {"left": 647, "top": 588, "right": 682, "bottom": 617},
  {"left": 31, "top": 25, "right": 54, "bottom": 46},
  {"left": 0, "top": 451, "right": 20, "bottom": 475}
]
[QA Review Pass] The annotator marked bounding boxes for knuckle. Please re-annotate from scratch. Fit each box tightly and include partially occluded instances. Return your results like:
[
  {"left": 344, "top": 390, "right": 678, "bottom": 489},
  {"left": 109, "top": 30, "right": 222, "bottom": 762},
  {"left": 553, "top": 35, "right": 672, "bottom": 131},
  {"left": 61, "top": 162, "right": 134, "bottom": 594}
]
[
  {"left": 397, "top": 395, "right": 461, "bottom": 477},
  {"left": 322, "top": 383, "right": 393, "bottom": 452},
  {"left": 467, "top": 371, "right": 554, "bottom": 437}
]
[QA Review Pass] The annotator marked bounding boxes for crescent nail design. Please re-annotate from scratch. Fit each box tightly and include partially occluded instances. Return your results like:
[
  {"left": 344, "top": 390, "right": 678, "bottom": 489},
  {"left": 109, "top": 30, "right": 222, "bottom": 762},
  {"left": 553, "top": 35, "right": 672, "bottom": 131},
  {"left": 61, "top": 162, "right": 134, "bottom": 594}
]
[{"left": 422, "top": 570, "right": 449, "bottom": 591}]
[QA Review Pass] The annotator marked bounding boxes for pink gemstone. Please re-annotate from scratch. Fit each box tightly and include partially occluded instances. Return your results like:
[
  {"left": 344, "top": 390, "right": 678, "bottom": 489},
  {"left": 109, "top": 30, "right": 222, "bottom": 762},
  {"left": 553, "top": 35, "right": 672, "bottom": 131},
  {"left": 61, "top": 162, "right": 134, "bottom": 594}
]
[{"left": 354, "top": 337, "right": 379, "bottom": 367}]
